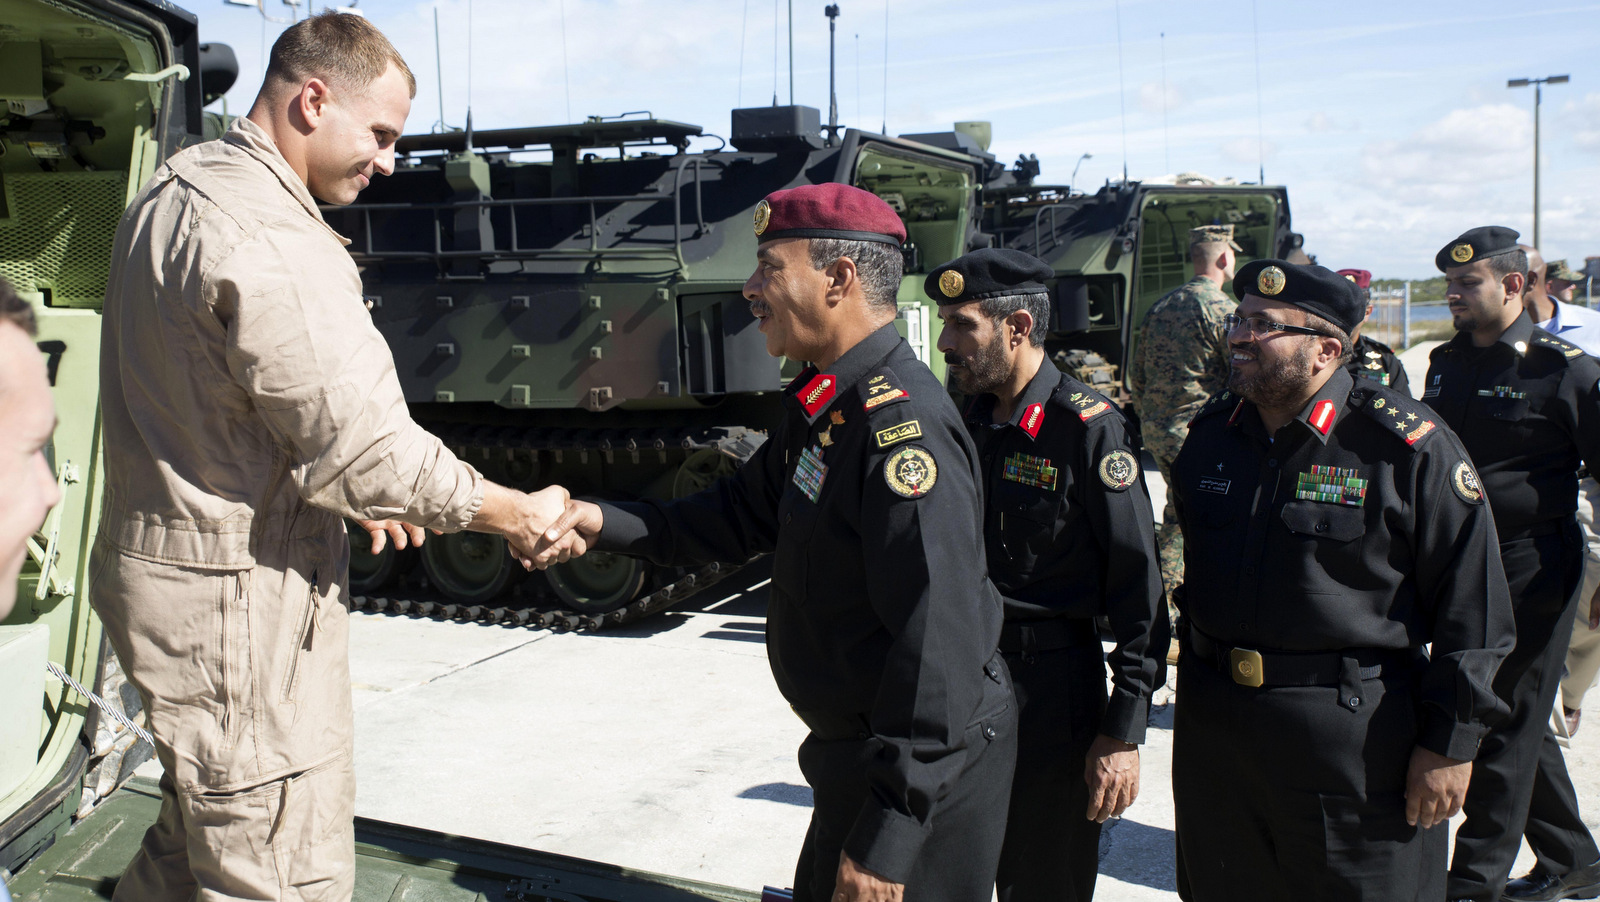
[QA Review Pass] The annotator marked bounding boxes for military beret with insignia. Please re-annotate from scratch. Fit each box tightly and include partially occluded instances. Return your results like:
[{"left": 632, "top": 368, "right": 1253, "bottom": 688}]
[
  {"left": 754, "top": 183, "right": 906, "bottom": 247},
  {"left": 1233, "top": 258, "right": 1366, "bottom": 335},
  {"left": 1190, "top": 224, "right": 1243, "bottom": 251},
  {"left": 1434, "top": 225, "right": 1521, "bottom": 273},
  {"left": 923, "top": 248, "right": 1054, "bottom": 303},
  {"left": 1336, "top": 269, "right": 1371, "bottom": 290},
  {"left": 1546, "top": 259, "right": 1585, "bottom": 284}
]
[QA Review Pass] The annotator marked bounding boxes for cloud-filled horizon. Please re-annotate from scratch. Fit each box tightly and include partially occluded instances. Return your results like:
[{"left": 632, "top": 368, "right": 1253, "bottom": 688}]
[{"left": 202, "top": 0, "right": 1600, "bottom": 280}]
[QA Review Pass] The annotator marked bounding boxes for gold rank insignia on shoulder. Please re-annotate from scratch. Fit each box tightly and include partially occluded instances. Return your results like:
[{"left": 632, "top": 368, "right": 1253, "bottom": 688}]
[
  {"left": 1257, "top": 266, "right": 1287, "bottom": 296},
  {"left": 939, "top": 270, "right": 965, "bottom": 298},
  {"left": 1002, "top": 452, "right": 1057, "bottom": 490},
  {"left": 753, "top": 200, "right": 771, "bottom": 236},
  {"left": 875, "top": 419, "right": 923, "bottom": 448},
  {"left": 883, "top": 445, "right": 938, "bottom": 498},
  {"left": 1098, "top": 449, "right": 1139, "bottom": 491},
  {"left": 1451, "top": 460, "right": 1483, "bottom": 504},
  {"left": 1451, "top": 243, "right": 1474, "bottom": 263}
]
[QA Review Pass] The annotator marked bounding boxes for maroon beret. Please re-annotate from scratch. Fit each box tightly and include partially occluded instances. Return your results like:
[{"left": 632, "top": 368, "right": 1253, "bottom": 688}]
[
  {"left": 753, "top": 183, "right": 906, "bottom": 247},
  {"left": 1335, "top": 269, "right": 1372, "bottom": 290}
]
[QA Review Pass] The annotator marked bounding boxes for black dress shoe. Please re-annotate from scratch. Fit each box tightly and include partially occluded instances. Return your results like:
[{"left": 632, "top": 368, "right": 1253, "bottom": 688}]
[{"left": 1502, "top": 860, "right": 1600, "bottom": 902}]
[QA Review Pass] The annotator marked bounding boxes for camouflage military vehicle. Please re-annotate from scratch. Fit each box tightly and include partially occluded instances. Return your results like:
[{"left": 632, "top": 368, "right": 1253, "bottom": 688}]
[
  {"left": 0, "top": 1, "right": 758, "bottom": 898},
  {"left": 323, "top": 107, "right": 1017, "bottom": 626},
  {"left": 328, "top": 113, "right": 1301, "bottom": 627},
  {"left": 981, "top": 172, "right": 1303, "bottom": 395}
]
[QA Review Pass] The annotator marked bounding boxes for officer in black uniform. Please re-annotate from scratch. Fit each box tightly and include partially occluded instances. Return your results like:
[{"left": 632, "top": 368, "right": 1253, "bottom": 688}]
[
  {"left": 1336, "top": 268, "right": 1410, "bottom": 393},
  {"left": 929, "top": 248, "right": 1167, "bottom": 902},
  {"left": 1419, "top": 227, "right": 1600, "bottom": 902},
  {"left": 533, "top": 183, "right": 1017, "bottom": 902},
  {"left": 1170, "top": 259, "right": 1514, "bottom": 902}
]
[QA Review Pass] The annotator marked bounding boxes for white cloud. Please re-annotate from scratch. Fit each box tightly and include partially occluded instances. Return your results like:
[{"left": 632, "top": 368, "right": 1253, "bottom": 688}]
[
  {"left": 1221, "top": 137, "right": 1276, "bottom": 165},
  {"left": 1568, "top": 92, "right": 1600, "bottom": 152},
  {"left": 1138, "top": 81, "right": 1182, "bottom": 115}
]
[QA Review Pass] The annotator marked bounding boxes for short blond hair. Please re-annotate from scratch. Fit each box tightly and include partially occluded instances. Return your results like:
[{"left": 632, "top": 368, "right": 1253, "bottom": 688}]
[{"left": 264, "top": 12, "right": 416, "bottom": 99}]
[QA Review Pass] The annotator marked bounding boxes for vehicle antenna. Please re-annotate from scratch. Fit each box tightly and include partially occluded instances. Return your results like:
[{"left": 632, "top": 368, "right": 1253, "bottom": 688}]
[
  {"left": 825, "top": 5, "right": 840, "bottom": 146},
  {"left": 737, "top": 0, "right": 750, "bottom": 108},
  {"left": 465, "top": 0, "right": 474, "bottom": 148},
  {"left": 854, "top": 31, "right": 861, "bottom": 126},
  {"left": 559, "top": 0, "right": 572, "bottom": 122},
  {"left": 432, "top": 7, "right": 451, "bottom": 132},
  {"left": 1114, "top": 0, "right": 1128, "bottom": 182},
  {"left": 1160, "top": 31, "right": 1170, "bottom": 175},
  {"left": 787, "top": 0, "right": 794, "bottom": 106},
  {"left": 881, "top": 0, "right": 888, "bottom": 133},
  {"left": 772, "top": 0, "right": 779, "bottom": 106},
  {"left": 1251, "top": 0, "right": 1265, "bottom": 184}
]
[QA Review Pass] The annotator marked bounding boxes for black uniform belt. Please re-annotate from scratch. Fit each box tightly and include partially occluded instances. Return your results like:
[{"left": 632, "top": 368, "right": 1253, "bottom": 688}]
[
  {"left": 1185, "top": 627, "right": 1399, "bottom": 689},
  {"left": 998, "top": 618, "right": 1099, "bottom": 654},
  {"left": 790, "top": 707, "right": 871, "bottom": 742}
]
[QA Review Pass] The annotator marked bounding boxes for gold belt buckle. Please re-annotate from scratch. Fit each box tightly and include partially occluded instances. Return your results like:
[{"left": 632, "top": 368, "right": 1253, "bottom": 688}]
[{"left": 1229, "top": 648, "right": 1265, "bottom": 688}]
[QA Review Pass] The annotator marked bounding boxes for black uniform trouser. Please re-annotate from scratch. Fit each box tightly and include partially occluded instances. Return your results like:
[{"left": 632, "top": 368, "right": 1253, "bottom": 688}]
[
  {"left": 1449, "top": 528, "right": 1595, "bottom": 900},
  {"left": 1172, "top": 652, "right": 1443, "bottom": 902},
  {"left": 791, "top": 664, "right": 1017, "bottom": 902},
  {"left": 995, "top": 643, "right": 1108, "bottom": 902}
]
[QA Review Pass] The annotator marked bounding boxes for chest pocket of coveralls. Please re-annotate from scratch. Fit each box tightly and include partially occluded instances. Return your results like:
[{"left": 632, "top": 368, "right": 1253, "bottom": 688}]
[{"left": 992, "top": 481, "right": 1064, "bottom": 565}]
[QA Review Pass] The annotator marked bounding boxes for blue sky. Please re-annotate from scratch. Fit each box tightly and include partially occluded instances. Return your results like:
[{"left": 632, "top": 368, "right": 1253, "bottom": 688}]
[{"left": 201, "top": 0, "right": 1600, "bottom": 279}]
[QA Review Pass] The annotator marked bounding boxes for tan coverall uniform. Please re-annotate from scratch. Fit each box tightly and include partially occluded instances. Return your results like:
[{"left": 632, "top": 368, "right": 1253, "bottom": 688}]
[{"left": 92, "top": 116, "right": 484, "bottom": 901}]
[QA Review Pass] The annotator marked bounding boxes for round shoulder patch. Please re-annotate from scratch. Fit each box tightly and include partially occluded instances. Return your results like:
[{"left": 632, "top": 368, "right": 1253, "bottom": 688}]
[
  {"left": 1098, "top": 449, "right": 1139, "bottom": 491},
  {"left": 883, "top": 445, "right": 938, "bottom": 498},
  {"left": 1451, "top": 460, "right": 1483, "bottom": 504}
]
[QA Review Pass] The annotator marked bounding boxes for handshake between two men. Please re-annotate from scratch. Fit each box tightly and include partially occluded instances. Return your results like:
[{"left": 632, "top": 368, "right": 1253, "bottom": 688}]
[{"left": 352, "top": 483, "right": 600, "bottom": 571}]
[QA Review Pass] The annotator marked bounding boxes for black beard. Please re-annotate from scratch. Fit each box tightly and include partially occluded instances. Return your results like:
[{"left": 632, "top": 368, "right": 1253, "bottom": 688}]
[
  {"left": 946, "top": 333, "right": 1011, "bottom": 396},
  {"left": 1228, "top": 338, "right": 1316, "bottom": 410}
]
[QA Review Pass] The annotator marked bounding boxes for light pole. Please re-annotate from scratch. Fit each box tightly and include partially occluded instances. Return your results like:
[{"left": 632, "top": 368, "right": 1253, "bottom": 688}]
[
  {"left": 1507, "top": 74, "right": 1569, "bottom": 249},
  {"left": 1070, "top": 153, "right": 1092, "bottom": 193}
]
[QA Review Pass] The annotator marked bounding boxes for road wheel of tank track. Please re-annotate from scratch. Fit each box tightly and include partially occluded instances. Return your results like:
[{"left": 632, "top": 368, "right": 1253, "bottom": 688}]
[
  {"left": 672, "top": 446, "right": 743, "bottom": 498},
  {"left": 420, "top": 531, "right": 521, "bottom": 604},
  {"left": 482, "top": 448, "right": 541, "bottom": 491},
  {"left": 545, "top": 552, "right": 649, "bottom": 615},
  {"left": 345, "top": 519, "right": 413, "bottom": 594}
]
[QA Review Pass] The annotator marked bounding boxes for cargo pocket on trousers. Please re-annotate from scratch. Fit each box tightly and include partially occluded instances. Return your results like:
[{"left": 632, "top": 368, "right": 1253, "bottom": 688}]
[
  {"left": 268, "top": 753, "right": 356, "bottom": 892},
  {"left": 220, "top": 570, "right": 251, "bottom": 748},
  {"left": 281, "top": 571, "right": 319, "bottom": 704},
  {"left": 1317, "top": 791, "right": 1422, "bottom": 896}
]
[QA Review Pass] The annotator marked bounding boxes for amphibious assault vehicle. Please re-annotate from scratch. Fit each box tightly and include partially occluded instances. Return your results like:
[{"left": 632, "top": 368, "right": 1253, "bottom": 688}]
[{"left": 331, "top": 109, "right": 1302, "bottom": 627}]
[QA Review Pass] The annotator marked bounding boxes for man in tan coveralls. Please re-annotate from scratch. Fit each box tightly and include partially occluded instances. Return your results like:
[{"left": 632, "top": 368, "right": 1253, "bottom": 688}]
[
  {"left": 92, "top": 15, "right": 565, "bottom": 900},
  {"left": 1128, "top": 224, "right": 1238, "bottom": 606}
]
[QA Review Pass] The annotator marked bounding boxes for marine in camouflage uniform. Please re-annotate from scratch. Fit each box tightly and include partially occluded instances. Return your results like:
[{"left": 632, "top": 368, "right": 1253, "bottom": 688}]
[{"left": 1129, "top": 224, "right": 1239, "bottom": 603}]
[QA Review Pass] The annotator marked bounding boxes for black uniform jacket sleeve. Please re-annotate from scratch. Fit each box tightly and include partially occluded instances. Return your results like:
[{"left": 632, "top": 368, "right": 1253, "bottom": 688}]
[
  {"left": 595, "top": 324, "right": 1004, "bottom": 883},
  {"left": 1172, "top": 371, "right": 1514, "bottom": 761},
  {"left": 973, "top": 365, "right": 1166, "bottom": 743}
]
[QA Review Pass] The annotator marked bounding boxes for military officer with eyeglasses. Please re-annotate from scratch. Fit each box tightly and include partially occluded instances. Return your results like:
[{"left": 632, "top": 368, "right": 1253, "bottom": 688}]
[{"left": 1169, "top": 259, "right": 1514, "bottom": 902}]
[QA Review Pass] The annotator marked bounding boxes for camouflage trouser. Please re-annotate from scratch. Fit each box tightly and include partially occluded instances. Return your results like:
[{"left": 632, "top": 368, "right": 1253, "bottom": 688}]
[{"left": 1154, "top": 456, "right": 1183, "bottom": 625}]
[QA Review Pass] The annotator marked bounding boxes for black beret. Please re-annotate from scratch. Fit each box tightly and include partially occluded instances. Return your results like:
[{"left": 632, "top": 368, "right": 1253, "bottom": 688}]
[
  {"left": 1233, "top": 258, "right": 1365, "bottom": 335},
  {"left": 1434, "top": 226, "right": 1521, "bottom": 273},
  {"left": 923, "top": 248, "right": 1055, "bottom": 304}
]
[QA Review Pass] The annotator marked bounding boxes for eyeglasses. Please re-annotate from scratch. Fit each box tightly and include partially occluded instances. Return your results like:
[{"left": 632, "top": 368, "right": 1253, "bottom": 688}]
[{"left": 1224, "top": 313, "right": 1333, "bottom": 339}]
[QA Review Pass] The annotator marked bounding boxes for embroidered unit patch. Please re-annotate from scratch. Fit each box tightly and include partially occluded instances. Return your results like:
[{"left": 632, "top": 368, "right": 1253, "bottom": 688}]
[
  {"left": 1002, "top": 452, "right": 1058, "bottom": 490},
  {"left": 1098, "top": 450, "right": 1139, "bottom": 491},
  {"left": 1295, "top": 465, "right": 1367, "bottom": 506},
  {"left": 1197, "top": 477, "right": 1231, "bottom": 495},
  {"left": 792, "top": 443, "right": 828, "bottom": 502},
  {"left": 864, "top": 388, "right": 908, "bottom": 410},
  {"left": 1452, "top": 461, "right": 1483, "bottom": 504},
  {"left": 883, "top": 446, "right": 938, "bottom": 498},
  {"left": 875, "top": 420, "right": 923, "bottom": 448}
]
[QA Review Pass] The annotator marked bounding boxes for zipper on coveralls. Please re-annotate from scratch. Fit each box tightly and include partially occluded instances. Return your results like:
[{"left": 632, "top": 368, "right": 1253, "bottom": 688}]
[{"left": 282, "top": 569, "right": 317, "bottom": 703}]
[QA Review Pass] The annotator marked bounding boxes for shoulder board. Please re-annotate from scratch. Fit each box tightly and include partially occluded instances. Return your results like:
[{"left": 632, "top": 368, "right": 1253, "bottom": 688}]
[
  {"left": 861, "top": 367, "right": 912, "bottom": 413},
  {"left": 1350, "top": 386, "right": 1440, "bottom": 450},
  {"left": 1190, "top": 389, "right": 1239, "bottom": 425},
  {"left": 1531, "top": 331, "right": 1586, "bottom": 362},
  {"left": 1056, "top": 378, "right": 1117, "bottom": 424}
]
